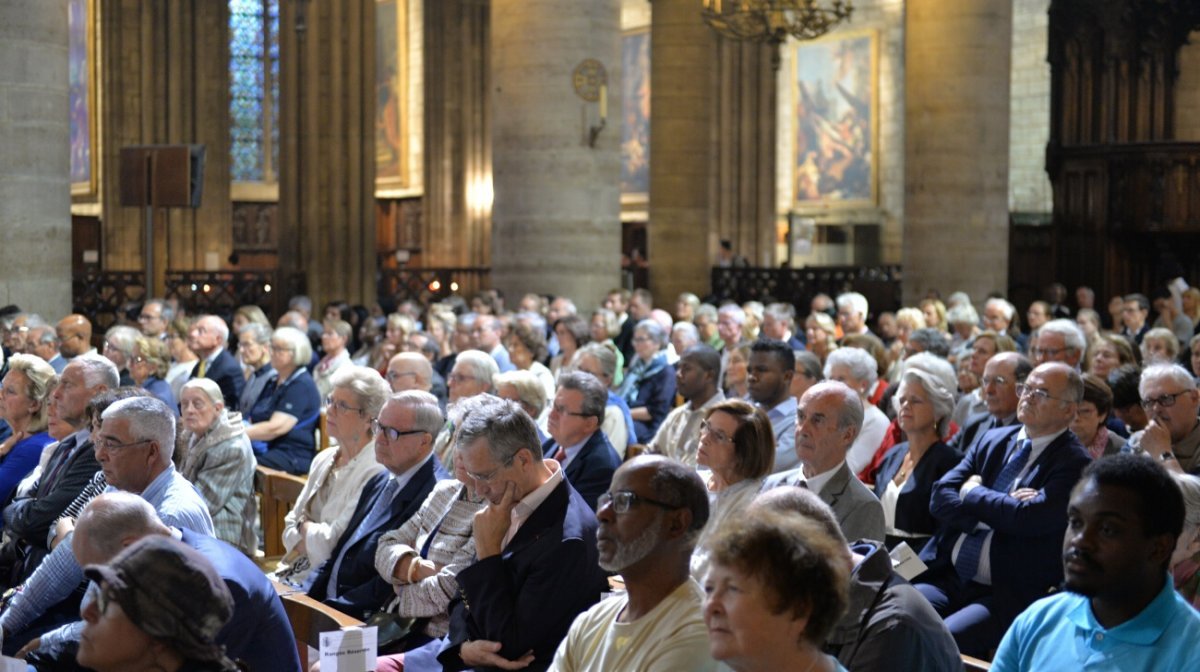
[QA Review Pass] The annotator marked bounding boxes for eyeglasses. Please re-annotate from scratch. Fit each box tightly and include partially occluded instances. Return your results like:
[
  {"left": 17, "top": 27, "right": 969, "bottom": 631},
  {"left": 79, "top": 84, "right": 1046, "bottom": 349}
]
[
  {"left": 598, "top": 490, "right": 682, "bottom": 514},
  {"left": 1141, "top": 390, "right": 1189, "bottom": 410},
  {"left": 551, "top": 403, "right": 591, "bottom": 418},
  {"left": 131, "top": 355, "right": 149, "bottom": 364},
  {"left": 700, "top": 419, "right": 733, "bottom": 444},
  {"left": 1015, "top": 384, "right": 1070, "bottom": 404},
  {"left": 95, "top": 437, "right": 152, "bottom": 453},
  {"left": 465, "top": 454, "right": 516, "bottom": 483},
  {"left": 386, "top": 370, "right": 417, "bottom": 383},
  {"left": 371, "top": 420, "right": 428, "bottom": 443},
  {"left": 325, "top": 395, "right": 365, "bottom": 416},
  {"left": 981, "top": 375, "right": 1010, "bottom": 387},
  {"left": 137, "top": 313, "right": 161, "bottom": 322},
  {"left": 632, "top": 336, "right": 655, "bottom": 344},
  {"left": 448, "top": 373, "right": 476, "bottom": 385},
  {"left": 1031, "top": 346, "right": 1073, "bottom": 359}
]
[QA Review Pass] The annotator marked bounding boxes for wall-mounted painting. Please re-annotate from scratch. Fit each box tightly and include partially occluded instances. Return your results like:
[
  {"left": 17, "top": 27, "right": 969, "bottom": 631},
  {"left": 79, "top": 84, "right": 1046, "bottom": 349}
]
[
  {"left": 792, "top": 29, "right": 877, "bottom": 209},
  {"left": 69, "top": 0, "right": 97, "bottom": 196},
  {"left": 376, "top": 0, "right": 409, "bottom": 196},
  {"left": 621, "top": 29, "right": 650, "bottom": 202}
]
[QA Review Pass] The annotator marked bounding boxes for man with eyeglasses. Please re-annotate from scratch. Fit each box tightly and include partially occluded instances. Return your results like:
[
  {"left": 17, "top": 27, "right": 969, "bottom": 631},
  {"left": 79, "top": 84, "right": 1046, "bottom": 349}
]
[
  {"left": 913, "top": 362, "right": 1091, "bottom": 657},
  {"left": 396, "top": 394, "right": 605, "bottom": 672},
  {"left": 542, "top": 371, "right": 621, "bottom": 512},
  {"left": 136, "top": 298, "right": 173, "bottom": 340},
  {"left": 1029, "top": 318, "right": 1086, "bottom": 369},
  {"left": 386, "top": 352, "right": 434, "bottom": 395},
  {"left": 305, "top": 390, "right": 449, "bottom": 619},
  {"left": 550, "top": 455, "right": 716, "bottom": 671},
  {"left": 1127, "top": 363, "right": 1200, "bottom": 475},
  {"left": 187, "top": 315, "right": 244, "bottom": 411},
  {"left": 951, "top": 352, "right": 1031, "bottom": 455}
]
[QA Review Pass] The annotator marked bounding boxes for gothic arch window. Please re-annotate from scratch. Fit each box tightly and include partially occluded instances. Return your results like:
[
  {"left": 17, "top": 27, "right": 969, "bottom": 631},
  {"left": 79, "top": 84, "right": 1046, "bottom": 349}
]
[{"left": 229, "top": 0, "right": 279, "bottom": 189}]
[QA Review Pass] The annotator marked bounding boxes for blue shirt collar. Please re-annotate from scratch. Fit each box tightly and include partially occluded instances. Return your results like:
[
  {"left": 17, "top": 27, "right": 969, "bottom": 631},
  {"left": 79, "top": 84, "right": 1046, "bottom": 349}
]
[{"left": 1066, "top": 575, "right": 1179, "bottom": 646}]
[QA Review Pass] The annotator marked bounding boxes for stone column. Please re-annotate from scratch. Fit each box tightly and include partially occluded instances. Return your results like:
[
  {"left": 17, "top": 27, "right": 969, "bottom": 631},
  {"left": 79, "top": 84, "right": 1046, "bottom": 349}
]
[
  {"left": 490, "top": 0, "right": 621, "bottom": 310},
  {"left": 0, "top": 0, "right": 71, "bottom": 316},
  {"left": 904, "top": 0, "right": 1012, "bottom": 304}
]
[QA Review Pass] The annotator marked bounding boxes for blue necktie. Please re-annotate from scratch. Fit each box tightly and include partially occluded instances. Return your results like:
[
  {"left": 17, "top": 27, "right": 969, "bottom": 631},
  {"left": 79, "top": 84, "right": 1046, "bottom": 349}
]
[
  {"left": 325, "top": 477, "right": 401, "bottom": 600},
  {"left": 955, "top": 438, "right": 1033, "bottom": 584}
]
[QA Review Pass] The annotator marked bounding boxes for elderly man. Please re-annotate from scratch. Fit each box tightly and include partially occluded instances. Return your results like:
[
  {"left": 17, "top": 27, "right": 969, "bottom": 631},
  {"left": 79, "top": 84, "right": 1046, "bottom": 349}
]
[
  {"left": 137, "top": 298, "right": 174, "bottom": 339},
  {"left": 753, "top": 487, "right": 961, "bottom": 671},
  {"left": 693, "top": 304, "right": 722, "bottom": 351},
  {"left": 392, "top": 394, "right": 606, "bottom": 672},
  {"left": 1, "top": 396, "right": 214, "bottom": 654},
  {"left": 26, "top": 326, "right": 65, "bottom": 373},
  {"left": 648, "top": 345, "right": 724, "bottom": 468},
  {"left": 1030, "top": 318, "right": 1086, "bottom": 369},
  {"left": 951, "top": 352, "right": 1031, "bottom": 455},
  {"left": 472, "top": 315, "right": 515, "bottom": 373},
  {"left": 306, "top": 391, "right": 448, "bottom": 616},
  {"left": 669, "top": 322, "right": 700, "bottom": 360},
  {"left": 1127, "top": 363, "right": 1200, "bottom": 474},
  {"left": 1, "top": 356, "right": 117, "bottom": 586},
  {"left": 761, "top": 302, "right": 806, "bottom": 350},
  {"left": 387, "top": 351, "right": 435, "bottom": 394},
  {"left": 573, "top": 343, "right": 635, "bottom": 458},
  {"left": 433, "top": 350, "right": 499, "bottom": 466},
  {"left": 763, "top": 381, "right": 885, "bottom": 544},
  {"left": 952, "top": 331, "right": 1016, "bottom": 427},
  {"left": 747, "top": 339, "right": 798, "bottom": 473},
  {"left": 55, "top": 314, "right": 94, "bottom": 360},
  {"left": 542, "top": 371, "right": 621, "bottom": 512},
  {"left": 836, "top": 292, "right": 871, "bottom": 338},
  {"left": 914, "top": 362, "right": 1091, "bottom": 657},
  {"left": 823, "top": 347, "right": 889, "bottom": 476},
  {"left": 188, "top": 314, "right": 244, "bottom": 409},
  {"left": 17, "top": 493, "right": 300, "bottom": 671},
  {"left": 551, "top": 456, "right": 716, "bottom": 671},
  {"left": 716, "top": 304, "right": 746, "bottom": 382},
  {"left": 992, "top": 455, "right": 1200, "bottom": 670}
]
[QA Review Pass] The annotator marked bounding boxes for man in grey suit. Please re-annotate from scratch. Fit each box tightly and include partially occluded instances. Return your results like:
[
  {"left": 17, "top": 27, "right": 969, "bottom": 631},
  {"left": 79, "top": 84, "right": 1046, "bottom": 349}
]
[{"left": 763, "top": 380, "right": 885, "bottom": 543}]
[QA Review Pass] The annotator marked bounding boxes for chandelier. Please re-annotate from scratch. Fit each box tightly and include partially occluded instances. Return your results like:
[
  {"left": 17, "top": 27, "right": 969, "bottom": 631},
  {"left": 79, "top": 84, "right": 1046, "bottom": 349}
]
[{"left": 700, "top": 0, "right": 854, "bottom": 69}]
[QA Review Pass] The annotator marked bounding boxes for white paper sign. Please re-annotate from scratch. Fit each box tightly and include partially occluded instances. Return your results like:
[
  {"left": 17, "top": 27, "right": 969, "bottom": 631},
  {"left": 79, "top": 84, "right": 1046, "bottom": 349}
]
[
  {"left": 319, "top": 625, "right": 378, "bottom": 672},
  {"left": 889, "top": 541, "right": 928, "bottom": 582}
]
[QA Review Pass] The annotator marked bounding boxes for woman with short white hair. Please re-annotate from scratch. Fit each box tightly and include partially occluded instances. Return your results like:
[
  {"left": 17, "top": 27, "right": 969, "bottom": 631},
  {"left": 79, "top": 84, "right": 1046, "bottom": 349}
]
[{"left": 247, "top": 326, "right": 321, "bottom": 475}]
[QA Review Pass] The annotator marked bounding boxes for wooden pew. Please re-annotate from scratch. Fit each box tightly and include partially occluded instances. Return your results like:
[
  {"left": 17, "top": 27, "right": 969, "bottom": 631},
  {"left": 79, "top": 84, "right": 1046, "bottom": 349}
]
[
  {"left": 256, "top": 465, "right": 307, "bottom": 565},
  {"left": 273, "top": 579, "right": 364, "bottom": 670}
]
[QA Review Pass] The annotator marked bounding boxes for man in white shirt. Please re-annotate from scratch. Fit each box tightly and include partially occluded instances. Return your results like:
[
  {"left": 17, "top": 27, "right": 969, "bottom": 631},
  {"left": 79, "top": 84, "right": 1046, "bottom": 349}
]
[{"left": 648, "top": 346, "right": 724, "bottom": 468}]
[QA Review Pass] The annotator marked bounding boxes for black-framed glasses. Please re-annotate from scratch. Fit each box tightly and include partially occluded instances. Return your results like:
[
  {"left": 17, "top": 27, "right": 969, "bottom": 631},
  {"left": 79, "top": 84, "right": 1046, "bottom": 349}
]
[
  {"left": 1015, "top": 384, "right": 1069, "bottom": 404},
  {"left": 371, "top": 420, "right": 428, "bottom": 443},
  {"left": 598, "top": 490, "right": 682, "bottom": 514},
  {"left": 1141, "top": 390, "right": 1189, "bottom": 410},
  {"left": 699, "top": 419, "right": 733, "bottom": 444},
  {"left": 325, "top": 395, "right": 365, "bottom": 416},
  {"left": 551, "top": 403, "right": 591, "bottom": 418}
]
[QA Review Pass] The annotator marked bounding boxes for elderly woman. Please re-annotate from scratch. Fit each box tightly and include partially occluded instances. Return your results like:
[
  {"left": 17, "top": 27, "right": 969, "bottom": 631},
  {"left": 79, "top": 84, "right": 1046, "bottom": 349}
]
[
  {"left": 692, "top": 399, "right": 774, "bottom": 579},
  {"left": 722, "top": 343, "right": 751, "bottom": 400},
  {"left": 549, "top": 314, "right": 591, "bottom": 377},
  {"left": 805, "top": 312, "right": 839, "bottom": 364},
  {"left": 588, "top": 308, "right": 625, "bottom": 381},
  {"left": 1070, "top": 374, "right": 1127, "bottom": 460},
  {"left": 78, "top": 535, "right": 242, "bottom": 672},
  {"left": 618, "top": 319, "right": 677, "bottom": 444},
  {"left": 824, "top": 348, "right": 890, "bottom": 476},
  {"left": 873, "top": 368, "right": 960, "bottom": 548},
  {"left": 0, "top": 355, "right": 56, "bottom": 505},
  {"left": 946, "top": 303, "right": 981, "bottom": 364},
  {"left": 885, "top": 308, "right": 927, "bottom": 379},
  {"left": 247, "top": 326, "right": 322, "bottom": 475},
  {"left": 573, "top": 343, "right": 635, "bottom": 458},
  {"left": 314, "top": 319, "right": 353, "bottom": 398},
  {"left": 1087, "top": 333, "right": 1138, "bottom": 379},
  {"left": 505, "top": 321, "right": 555, "bottom": 401},
  {"left": 165, "top": 317, "right": 199, "bottom": 401},
  {"left": 236, "top": 322, "right": 275, "bottom": 419},
  {"left": 1140, "top": 327, "right": 1180, "bottom": 366},
  {"left": 704, "top": 510, "right": 849, "bottom": 672},
  {"left": 1171, "top": 473, "right": 1200, "bottom": 609},
  {"left": 274, "top": 365, "right": 388, "bottom": 586},
  {"left": 178, "top": 378, "right": 256, "bottom": 554},
  {"left": 494, "top": 370, "right": 550, "bottom": 442},
  {"left": 130, "top": 336, "right": 176, "bottom": 410},
  {"left": 103, "top": 325, "right": 140, "bottom": 386}
]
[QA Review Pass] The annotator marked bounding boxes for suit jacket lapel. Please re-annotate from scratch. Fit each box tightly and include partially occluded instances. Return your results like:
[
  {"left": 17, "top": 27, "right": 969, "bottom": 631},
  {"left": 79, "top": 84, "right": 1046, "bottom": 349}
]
[
  {"left": 820, "top": 462, "right": 851, "bottom": 507},
  {"left": 503, "top": 480, "right": 568, "bottom": 558}
]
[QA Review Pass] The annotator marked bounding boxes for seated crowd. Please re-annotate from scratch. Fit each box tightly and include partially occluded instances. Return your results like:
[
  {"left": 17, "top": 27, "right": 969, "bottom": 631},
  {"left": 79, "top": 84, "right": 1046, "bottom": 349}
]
[{"left": 0, "top": 280, "right": 1197, "bottom": 671}]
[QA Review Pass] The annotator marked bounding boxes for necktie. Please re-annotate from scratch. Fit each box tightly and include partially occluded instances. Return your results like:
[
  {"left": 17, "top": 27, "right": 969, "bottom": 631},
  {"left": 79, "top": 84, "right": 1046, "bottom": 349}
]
[
  {"left": 956, "top": 438, "right": 1032, "bottom": 584},
  {"left": 326, "top": 477, "right": 401, "bottom": 600},
  {"left": 196, "top": 359, "right": 208, "bottom": 378},
  {"left": 553, "top": 445, "right": 566, "bottom": 462}
]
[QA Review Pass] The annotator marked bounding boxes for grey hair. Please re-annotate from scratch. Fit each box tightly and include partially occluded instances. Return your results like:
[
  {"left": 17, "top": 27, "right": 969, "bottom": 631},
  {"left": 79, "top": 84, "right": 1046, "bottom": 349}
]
[
  {"left": 806, "top": 381, "right": 864, "bottom": 434},
  {"left": 31, "top": 326, "right": 59, "bottom": 347},
  {"left": 836, "top": 292, "right": 868, "bottom": 319},
  {"left": 332, "top": 365, "right": 391, "bottom": 419},
  {"left": 454, "top": 394, "right": 543, "bottom": 462},
  {"left": 946, "top": 303, "right": 979, "bottom": 326},
  {"left": 764, "top": 302, "right": 797, "bottom": 325},
  {"left": 143, "top": 299, "right": 176, "bottom": 323},
  {"left": 180, "top": 378, "right": 224, "bottom": 407},
  {"left": 985, "top": 297, "right": 1016, "bottom": 321},
  {"left": 695, "top": 303, "right": 718, "bottom": 322},
  {"left": 76, "top": 493, "right": 169, "bottom": 562},
  {"left": 671, "top": 321, "right": 700, "bottom": 346},
  {"left": 717, "top": 303, "right": 746, "bottom": 325},
  {"left": 103, "top": 396, "right": 176, "bottom": 463},
  {"left": 895, "top": 368, "right": 956, "bottom": 436},
  {"left": 634, "top": 319, "right": 667, "bottom": 347},
  {"left": 493, "top": 370, "right": 549, "bottom": 417},
  {"left": 104, "top": 326, "right": 140, "bottom": 357},
  {"left": 238, "top": 322, "right": 273, "bottom": 345},
  {"left": 1039, "top": 318, "right": 1086, "bottom": 353},
  {"left": 555, "top": 370, "right": 607, "bottom": 420},
  {"left": 198, "top": 315, "right": 230, "bottom": 342},
  {"left": 795, "top": 351, "right": 824, "bottom": 381},
  {"left": 823, "top": 347, "right": 878, "bottom": 389},
  {"left": 574, "top": 342, "right": 618, "bottom": 382},
  {"left": 386, "top": 390, "right": 445, "bottom": 436},
  {"left": 1140, "top": 363, "right": 1198, "bottom": 398},
  {"left": 908, "top": 328, "right": 950, "bottom": 358},
  {"left": 73, "top": 354, "right": 120, "bottom": 391},
  {"left": 272, "top": 326, "right": 312, "bottom": 365},
  {"left": 899, "top": 352, "right": 958, "bottom": 399},
  {"left": 454, "top": 350, "right": 500, "bottom": 391}
]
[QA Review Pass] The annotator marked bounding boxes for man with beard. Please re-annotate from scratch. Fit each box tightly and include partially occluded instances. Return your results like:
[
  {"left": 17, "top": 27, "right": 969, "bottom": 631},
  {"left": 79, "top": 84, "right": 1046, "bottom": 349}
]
[
  {"left": 991, "top": 455, "right": 1200, "bottom": 670},
  {"left": 550, "top": 456, "right": 716, "bottom": 671}
]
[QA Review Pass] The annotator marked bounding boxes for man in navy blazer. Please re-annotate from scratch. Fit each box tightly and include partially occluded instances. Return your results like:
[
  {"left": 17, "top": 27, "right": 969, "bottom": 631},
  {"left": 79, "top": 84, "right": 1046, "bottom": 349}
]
[
  {"left": 306, "top": 391, "right": 448, "bottom": 617},
  {"left": 187, "top": 315, "right": 245, "bottom": 410},
  {"left": 914, "top": 362, "right": 1091, "bottom": 657},
  {"left": 542, "top": 370, "right": 621, "bottom": 511},
  {"left": 396, "top": 394, "right": 605, "bottom": 672}
]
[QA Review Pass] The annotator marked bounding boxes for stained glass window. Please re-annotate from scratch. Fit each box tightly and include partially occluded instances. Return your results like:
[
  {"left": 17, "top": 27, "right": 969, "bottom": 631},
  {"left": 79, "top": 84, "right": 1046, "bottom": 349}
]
[{"left": 229, "top": 0, "right": 279, "bottom": 183}]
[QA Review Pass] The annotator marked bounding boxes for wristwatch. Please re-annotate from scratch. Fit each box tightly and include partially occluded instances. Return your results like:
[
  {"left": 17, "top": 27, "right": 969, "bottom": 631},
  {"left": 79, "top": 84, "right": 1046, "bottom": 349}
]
[{"left": 1160, "top": 451, "right": 1177, "bottom": 462}]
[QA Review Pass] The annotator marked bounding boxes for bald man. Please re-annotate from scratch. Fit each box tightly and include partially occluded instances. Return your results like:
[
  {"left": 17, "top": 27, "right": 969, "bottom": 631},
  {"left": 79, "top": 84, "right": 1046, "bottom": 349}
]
[
  {"left": 55, "top": 314, "right": 94, "bottom": 359},
  {"left": 386, "top": 352, "right": 433, "bottom": 393}
]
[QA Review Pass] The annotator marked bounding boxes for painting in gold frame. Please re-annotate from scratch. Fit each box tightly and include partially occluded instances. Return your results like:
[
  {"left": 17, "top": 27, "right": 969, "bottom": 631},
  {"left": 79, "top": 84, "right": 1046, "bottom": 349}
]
[
  {"left": 791, "top": 29, "right": 878, "bottom": 209},
  {"left": 620, "top": 28, "right": 650, "bottom": 205},
  {"left": 70, "top": 0, "right": 97, "bottom": 196},
  {"left": 375, "top": 0, "right": 410, "bottom": 197}
]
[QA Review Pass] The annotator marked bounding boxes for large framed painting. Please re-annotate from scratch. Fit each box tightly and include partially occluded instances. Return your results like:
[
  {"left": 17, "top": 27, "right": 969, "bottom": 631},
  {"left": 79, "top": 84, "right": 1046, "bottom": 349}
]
[
  {"left": 375, "top": 0, "right": 410, "bottom": 196},
  {"left": 69, "top": 0, "right": 97, "bottom": 196},
  {"left": 791, "top": 29, "right": 877, "bottom": 209},
  {"left": 620, "top": 29, "right": 650, "bottom": 203}
]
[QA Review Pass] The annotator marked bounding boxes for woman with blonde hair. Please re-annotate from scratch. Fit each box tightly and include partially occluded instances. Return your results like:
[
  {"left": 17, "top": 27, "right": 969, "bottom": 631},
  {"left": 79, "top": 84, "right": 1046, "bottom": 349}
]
[
  {"left": 0, "top": 354, "right": 56, "bottom": 503},
  {"left": 804, "top": 312, "right": 839, "bottom": 364},
  {"left": 165, "top": 317, "right": 199, "bottom": 401},
  {"left": 919, "top": 298, "right": 948, "bottom": 334},
  {"left": 130, "top": 336, "right": 176, "bottom": 409}
]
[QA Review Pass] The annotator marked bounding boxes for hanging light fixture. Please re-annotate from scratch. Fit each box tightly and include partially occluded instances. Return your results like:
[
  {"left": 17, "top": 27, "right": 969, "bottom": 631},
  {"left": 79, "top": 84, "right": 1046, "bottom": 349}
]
[{"left": 700, "top": 0, "right": 854, "bottom": 69}]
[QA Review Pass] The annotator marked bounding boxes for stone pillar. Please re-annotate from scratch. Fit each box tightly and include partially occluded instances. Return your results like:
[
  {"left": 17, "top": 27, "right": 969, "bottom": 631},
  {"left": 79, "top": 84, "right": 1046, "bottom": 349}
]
[
  {"left": 904, "top": 0, "right": 1012, "bottom": 304},
  {"left": 648, "top": 0, "right": 719, "bottom": 303},
  {"left": 490, "top": 0, "right": 621, "bottom": 310},
  {"left": 0, "top": 0, "right": 71, "bottom": 316}
]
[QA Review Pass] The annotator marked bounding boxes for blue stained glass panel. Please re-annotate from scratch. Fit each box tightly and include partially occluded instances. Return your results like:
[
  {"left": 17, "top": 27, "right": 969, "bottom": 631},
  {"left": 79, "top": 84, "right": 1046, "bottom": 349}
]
[{"left": 229, "top": 0, "right": 279, "bottom": 183}]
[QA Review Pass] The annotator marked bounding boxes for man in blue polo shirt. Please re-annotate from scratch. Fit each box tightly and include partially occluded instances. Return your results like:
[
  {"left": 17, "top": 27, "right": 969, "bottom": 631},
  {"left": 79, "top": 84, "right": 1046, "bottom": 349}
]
[{"left": 991, "top": 454, "right": 1200, "bottom": 671}]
